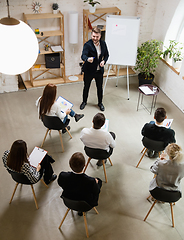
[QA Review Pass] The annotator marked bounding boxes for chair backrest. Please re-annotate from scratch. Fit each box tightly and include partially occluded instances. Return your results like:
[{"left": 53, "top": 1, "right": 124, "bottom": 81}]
[
  {"left": 42, "top": 115, "right": 65, "bottom": 130},
  {"left": 8, "top": 169, "right": 32, "bottom": 185},
  {"left": 62, "top": 196, "right": 93, "bottom": 212},
  {"left": 151, "top": 187, "right": 181, "bottom": 203},
  {"left": 84, "top": 146, "right": 110, "bottom": 160},
  {"left": 142, "top": 137, "right": 165, "bottom": 152}
]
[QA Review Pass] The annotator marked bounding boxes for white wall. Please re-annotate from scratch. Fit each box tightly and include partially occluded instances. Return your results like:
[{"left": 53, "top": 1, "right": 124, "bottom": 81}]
[
  {"left": 0, "top": 0, "right": 139, "bottom": 92},
  {"left": 152, "top": 0, "right": 184, "bottom": 113}
]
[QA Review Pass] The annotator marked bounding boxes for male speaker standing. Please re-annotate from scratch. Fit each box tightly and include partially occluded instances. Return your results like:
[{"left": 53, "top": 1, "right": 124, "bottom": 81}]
[{"left": 80, "top": 27, "right": 109, "bottom": 111}]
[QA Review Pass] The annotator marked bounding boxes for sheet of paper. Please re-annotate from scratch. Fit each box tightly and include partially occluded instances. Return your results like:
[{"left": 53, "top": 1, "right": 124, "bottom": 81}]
[
  {"left": 139, "top": 86, "right": 154, "bottom": 95},
  {"left": 56, "top": 96, "right": 73, "bottom": 112},
  {"left": 28, "top": 147, "right": 47, "bottom": 168},
  {"left": 51, "top": 45, "right": 63, "bottom": 52},
  {"left": 101, "top": 119, "right": 109, "bottom": 132},
  {"left": 163, "top": 119, "right": 173, "bottom": 128}
]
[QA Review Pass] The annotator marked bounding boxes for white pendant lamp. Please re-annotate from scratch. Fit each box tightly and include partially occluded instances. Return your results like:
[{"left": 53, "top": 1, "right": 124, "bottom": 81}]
[{"left": 0, "top": 0, "right": 39, "bottom": 75}]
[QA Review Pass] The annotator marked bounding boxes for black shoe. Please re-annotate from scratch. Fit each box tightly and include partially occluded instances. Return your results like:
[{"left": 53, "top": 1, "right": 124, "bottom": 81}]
[
  {"left": 152, "top": 151, "right": 159, "bottom": 158},
  {"left": 62, "top": 126, "right": 70, "bottom": 134},
  {"left": 75, "top": 114, "right": 84, "bottom": 122},
  {"left": 78, "top": 211, "right": 83, "bottom": 216},
  {"left": 47, "top": 174, "right": 57, "bottom": 185},
  {"left": 80, "top": 102, "right": 86, "bottom": 110},
  {"left": 98, "top": 103, "right": 105, "bottom": 111},
  {"left": 96, "top": 159, "right": 107, "bottom": 166},
  {"left": 146, "top": 150, "right": 154, "bottom": 158}
]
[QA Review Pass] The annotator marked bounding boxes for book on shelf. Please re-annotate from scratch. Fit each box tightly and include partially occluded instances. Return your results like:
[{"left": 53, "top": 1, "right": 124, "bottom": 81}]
[
  {"left": 51, "top": 45, "right": 63, "bottom": 52},
  {"left": 34, "top": 64, "right": 41, "bottom": 68}
]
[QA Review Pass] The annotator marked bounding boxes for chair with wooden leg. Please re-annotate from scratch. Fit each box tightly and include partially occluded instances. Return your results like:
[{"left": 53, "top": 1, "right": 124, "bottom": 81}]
[
  {"left": 59, "top": 197, "right": 99, "bottom": 238},
  {"left": 41, "top": 115, "right": 72, "bottom": 152},
  {"left": 136, "top": 137, "right": 165, "bottom": 168},
  {"left": 144, "top": 187, "right": 181, "bottom": 227},
  {"left": 83, "top": 146, "right": 113, "bottom": 183},
  {"left": 8, "top": 170, "right": 47, "bottom": 209}
]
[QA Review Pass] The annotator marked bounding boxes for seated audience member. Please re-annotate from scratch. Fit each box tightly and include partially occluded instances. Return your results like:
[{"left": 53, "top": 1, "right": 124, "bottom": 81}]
[
  {"left": 80, "top": 113, "right": 116, "bottom": 166},
  {"left": 2, "top": 140, "right": 57, "bottom": 185},
  {"left": 57, "top": 152, "right": 102, "bottom": 214},
  {"left": 36, "top": 84, "right": 84, "bottom": 133},
  {"left": 149, "top": 143, "right": 184, "bottom": 195},
  {"left": 141, "top": 107, "right": 176, "bottom": 158}
]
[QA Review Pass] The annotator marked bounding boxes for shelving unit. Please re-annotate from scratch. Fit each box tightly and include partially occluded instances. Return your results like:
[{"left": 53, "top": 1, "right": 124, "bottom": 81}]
[
  {"left": 23, "top": 11, "right": 65, "bottom": 87},
  {"left": 83, "top": 7, "right": 121, "bottom": 45}
]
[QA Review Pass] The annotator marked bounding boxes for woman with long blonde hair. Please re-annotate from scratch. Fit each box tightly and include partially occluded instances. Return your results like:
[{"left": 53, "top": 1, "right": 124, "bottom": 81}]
[{"left": 149, "top": 143, "right": 184, "bottom": 193}]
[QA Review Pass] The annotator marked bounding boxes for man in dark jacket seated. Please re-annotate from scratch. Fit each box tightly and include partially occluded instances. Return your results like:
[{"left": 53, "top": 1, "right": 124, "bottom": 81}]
[
  {"left": 57, "top": 152, "right": 102, "bottom": 215},
  {"left": 141, "top": 107, "right": 176, "bottom": 158}
]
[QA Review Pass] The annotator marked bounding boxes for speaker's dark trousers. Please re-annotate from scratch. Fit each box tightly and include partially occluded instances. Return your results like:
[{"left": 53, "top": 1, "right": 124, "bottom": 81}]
[{"left": 83, "top": 70, "right": 103, "bottom": 104}]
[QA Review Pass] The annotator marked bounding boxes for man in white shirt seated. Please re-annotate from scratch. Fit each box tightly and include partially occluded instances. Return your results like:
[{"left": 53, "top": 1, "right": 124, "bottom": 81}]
[{"left": 80, "top": 113, "right": 116, "bottom": 166}]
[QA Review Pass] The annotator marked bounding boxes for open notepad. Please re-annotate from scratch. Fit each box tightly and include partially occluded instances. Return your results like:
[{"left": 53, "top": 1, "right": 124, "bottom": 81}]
[
  {"left": 28, "top": 147, "right": 47, "bottom": 168},
  {"left": 163, "top": 119, "right": 173, "bottom": 128},
  {"left": 101, "top": 119, "right": 109, "bottom": 132},
  {"left": 57, "top": 96, "right": 73, "bottom": 112}
]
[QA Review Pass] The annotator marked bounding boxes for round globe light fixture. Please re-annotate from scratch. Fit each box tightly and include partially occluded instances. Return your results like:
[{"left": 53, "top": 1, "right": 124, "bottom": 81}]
[{"left": 0, "top": 17, "right": 39, "bottom": 75}]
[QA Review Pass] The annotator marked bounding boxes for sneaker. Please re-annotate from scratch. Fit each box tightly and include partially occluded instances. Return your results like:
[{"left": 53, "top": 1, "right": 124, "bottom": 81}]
[
  {"left": 80, "top": 102, "right": 86, "bottom": 110},
  {"left": 78, "top": 211, "right": 83, "bottom": 216},
  {"left": 75, "top": 114, "right": 84, "bottom": 122},
  {"left": 152, "top": 151, "right": 159, "bottom": 158},
  {"left": 146, "top": 150, "right": 154, "bottom": 158},
  {"left": 62, "top": 126, "right": 70, "bottom": 134},
  {"left": 98, "top": 103, "right": 105, "bottom": 111},
  {"left": 47, "top": 174, "right": 57, "bottom": 185},
  {"left": 96, "top": 159, "right": 107, "bottom": 166}
]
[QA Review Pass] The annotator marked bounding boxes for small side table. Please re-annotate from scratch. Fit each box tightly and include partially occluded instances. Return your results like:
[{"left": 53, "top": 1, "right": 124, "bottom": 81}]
[{"left": 137, "top": 84, "right": 159, "bottom": 114}]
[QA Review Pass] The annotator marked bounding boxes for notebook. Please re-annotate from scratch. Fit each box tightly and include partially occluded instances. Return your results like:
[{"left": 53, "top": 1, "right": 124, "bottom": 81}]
[
  {"left": 29, "top": 146, "right": 47, "bottom": 168},
  {"left": 101, "top": 119, "right": 109, "bottom": 132},
  {"left": 56, "top": 96, "right": 73, "bottom": 112}
]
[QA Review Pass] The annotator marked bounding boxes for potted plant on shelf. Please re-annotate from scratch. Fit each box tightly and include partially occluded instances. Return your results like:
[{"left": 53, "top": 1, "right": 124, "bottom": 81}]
[
  {"left": 135, "top": 39, "right": 163, "bottom": 86},
  {"left": 163, "top": 40, "right": 178, "bottom": 65},
  {"left": 84, "top": 0, "right": 100, "bottom": 13},
  {"left": 52, "top": 3, "right": 59, "bottom": 14},
  {"left": 173, "top": 44, "right": 183, "bottom": 69}
]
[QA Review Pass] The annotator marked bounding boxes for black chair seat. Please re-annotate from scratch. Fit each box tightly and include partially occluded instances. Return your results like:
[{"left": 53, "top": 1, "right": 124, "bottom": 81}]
[{"left": 136, "top": 137, "right": 165, "bottom": 168}]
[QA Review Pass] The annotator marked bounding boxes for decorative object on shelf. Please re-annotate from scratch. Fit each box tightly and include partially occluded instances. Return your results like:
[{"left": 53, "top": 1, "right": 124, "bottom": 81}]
[
  {"left": 52, "top": 3, "right": 59, "bottom": 14},
  {"left": 32, "top": 2, "right": 42, "bottom": 14},
  {"left": 135, "top": 40, "right": 163, "bottom": 86},
  {"left": 44, "top": 43, "right": 50, "bottom": 51},
  {"left": 163, "top": 40, "right": 178, "bottom": 65},
  {"left": 84, "top": 0, "right": 100, "bottom": 13},
  {"left": 35, "top": 28, "right": 40, "bottom": 34},
  {"left": 0, "top": 0, "right": 39, "bottom": 75},
  {"left": 68, "top": 11, "right": 79, "bottom": 81}
]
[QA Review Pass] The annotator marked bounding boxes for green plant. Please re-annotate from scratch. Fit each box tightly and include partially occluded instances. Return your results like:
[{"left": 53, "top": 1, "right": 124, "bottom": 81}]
[
  {"left": 84, "top": 0, "right": 100, "bottom": 7},
  {"left": 52, "top": 3, "right": 59, "bottom": 10},
  {"left": 135, "top": 39, "right": 163, "bottom": 79},
  {"left": 173, "top": 44, "right": 183, "bottom": 62},
  {"left": 163, "top": 40, "right": 178, "bottom": 59}
]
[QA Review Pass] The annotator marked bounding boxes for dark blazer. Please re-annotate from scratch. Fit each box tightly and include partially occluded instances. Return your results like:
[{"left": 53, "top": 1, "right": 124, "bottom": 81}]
[
  {"left": 57, "top": 171, "right": 102, "bottom": 207},
  {"left": 142, "top": 123, "right": 176, "bottom": 148},
  {"left": 81, "top": 39, "right": 109, "bottom": 75}
]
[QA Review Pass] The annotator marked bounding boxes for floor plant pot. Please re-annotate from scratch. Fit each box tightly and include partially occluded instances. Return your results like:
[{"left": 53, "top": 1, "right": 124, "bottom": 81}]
[{"left": 138, "top": 73, "right": 154, "bottom": 86}]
